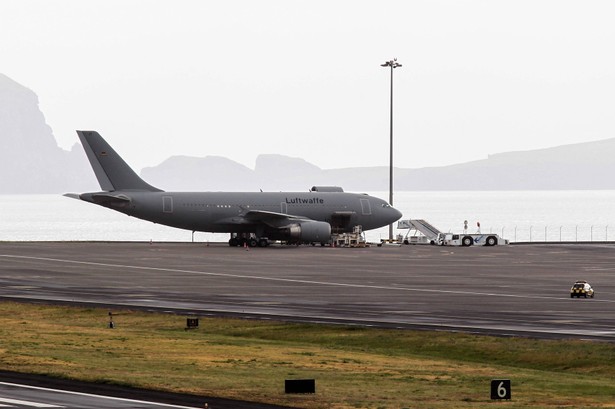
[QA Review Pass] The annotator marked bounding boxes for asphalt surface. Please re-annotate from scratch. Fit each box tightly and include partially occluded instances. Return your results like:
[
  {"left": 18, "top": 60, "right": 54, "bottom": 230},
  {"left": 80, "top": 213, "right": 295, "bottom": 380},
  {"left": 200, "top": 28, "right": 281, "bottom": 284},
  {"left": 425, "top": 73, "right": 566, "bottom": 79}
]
[
  {"left": 2, "top": 241, "right": 615, "bottom": 406},
  {"left": 2, "top": 241, "right": 615, "bottom": 339},
  {"left": 0, "top": 371, "right": 288, "bottom": 408}
]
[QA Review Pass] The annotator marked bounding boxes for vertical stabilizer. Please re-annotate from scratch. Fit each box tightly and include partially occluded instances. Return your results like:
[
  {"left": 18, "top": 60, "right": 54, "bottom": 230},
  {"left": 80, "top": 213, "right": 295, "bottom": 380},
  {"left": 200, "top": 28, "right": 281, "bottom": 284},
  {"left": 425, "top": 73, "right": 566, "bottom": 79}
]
[{"left": 77, "top": 130, "right": 162, "bottom": 192}]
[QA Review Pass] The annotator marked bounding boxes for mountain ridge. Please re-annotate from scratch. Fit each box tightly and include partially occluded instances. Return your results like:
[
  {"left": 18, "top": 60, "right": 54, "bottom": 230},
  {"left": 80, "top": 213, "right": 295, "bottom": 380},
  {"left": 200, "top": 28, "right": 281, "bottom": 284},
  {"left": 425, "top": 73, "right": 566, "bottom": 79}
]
[
  {"left": 2, "top": 72, "right": 614, "bottom": 193},
  {"left": 141, "top": 136, "right": 615, "bottom": 192}
]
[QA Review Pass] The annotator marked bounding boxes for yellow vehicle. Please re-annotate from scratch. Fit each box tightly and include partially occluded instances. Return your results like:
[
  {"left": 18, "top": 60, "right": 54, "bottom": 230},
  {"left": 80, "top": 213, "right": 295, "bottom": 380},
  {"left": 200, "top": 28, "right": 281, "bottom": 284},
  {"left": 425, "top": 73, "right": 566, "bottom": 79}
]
[{"left": 570, "top": 281, "right": 595, "bottom": 298}]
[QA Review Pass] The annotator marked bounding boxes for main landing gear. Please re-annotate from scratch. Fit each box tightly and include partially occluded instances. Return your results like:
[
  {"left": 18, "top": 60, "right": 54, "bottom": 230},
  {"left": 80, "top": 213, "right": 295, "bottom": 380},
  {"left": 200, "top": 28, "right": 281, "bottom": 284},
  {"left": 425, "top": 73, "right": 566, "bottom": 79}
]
[{"left": 228, "top": 233, "right": 269, "bottom": 247}]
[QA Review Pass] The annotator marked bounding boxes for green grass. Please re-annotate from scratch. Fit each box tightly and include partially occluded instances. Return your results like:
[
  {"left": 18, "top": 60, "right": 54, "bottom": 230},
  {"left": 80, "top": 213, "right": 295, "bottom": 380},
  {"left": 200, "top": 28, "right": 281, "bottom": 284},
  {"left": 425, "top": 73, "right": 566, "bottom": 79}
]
[{"left": 1, "top": 301, "right": 615, "bottom": 408}]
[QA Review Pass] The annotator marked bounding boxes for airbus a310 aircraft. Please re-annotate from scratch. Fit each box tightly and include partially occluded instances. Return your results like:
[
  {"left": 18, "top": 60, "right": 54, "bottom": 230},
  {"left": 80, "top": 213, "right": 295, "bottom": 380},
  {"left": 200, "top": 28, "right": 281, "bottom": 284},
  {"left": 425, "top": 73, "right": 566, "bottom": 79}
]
[{"left": 66, "top": 131, "right": 402, "bottom": 246}]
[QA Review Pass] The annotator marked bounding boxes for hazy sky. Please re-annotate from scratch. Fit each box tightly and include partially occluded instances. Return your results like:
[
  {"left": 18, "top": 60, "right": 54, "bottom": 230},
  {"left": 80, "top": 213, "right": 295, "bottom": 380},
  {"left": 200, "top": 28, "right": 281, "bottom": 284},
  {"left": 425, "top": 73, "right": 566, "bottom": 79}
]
[{"left": 2, "top": 1, "right": 614, "bottom": 171}]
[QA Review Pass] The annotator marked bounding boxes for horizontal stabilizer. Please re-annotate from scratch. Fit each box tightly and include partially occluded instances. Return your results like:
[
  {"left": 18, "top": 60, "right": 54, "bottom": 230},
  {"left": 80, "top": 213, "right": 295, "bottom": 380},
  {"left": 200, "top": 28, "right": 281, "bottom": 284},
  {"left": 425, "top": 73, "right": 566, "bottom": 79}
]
[
  {"left": 63, "top": 192, "right": 131, "bottom": 207},
  {"left": 90, "top": 193, "right": 131, "bottom": 206}
]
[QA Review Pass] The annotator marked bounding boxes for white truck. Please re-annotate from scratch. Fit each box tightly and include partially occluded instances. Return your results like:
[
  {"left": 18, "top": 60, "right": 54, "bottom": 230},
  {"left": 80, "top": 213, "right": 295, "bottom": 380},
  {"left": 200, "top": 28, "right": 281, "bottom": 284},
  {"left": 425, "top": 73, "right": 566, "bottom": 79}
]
[{"left": 437, "top": 233, "right": 508, "bottom": 247}]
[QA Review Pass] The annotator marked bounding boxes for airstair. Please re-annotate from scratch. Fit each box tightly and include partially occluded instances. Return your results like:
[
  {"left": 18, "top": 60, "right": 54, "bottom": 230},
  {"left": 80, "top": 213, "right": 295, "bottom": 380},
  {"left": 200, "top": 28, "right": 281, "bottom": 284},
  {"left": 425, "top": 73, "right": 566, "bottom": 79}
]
[{"left": 397, "top": 219, "right": 442, "bottom": 244}]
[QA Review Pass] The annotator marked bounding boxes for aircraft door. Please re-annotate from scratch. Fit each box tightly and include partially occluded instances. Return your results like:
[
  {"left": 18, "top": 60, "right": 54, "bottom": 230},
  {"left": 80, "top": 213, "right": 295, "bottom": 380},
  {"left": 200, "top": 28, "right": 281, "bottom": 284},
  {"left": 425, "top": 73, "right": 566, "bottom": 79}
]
[
  {"left": 280, "top": 202, "right": 288, "bottom": 214},
  {"left": 330, "top": 212, "right": 355, "bottom": 234},
  {"left": 162, "top": 196, "right": 173, "bottom": 213}
]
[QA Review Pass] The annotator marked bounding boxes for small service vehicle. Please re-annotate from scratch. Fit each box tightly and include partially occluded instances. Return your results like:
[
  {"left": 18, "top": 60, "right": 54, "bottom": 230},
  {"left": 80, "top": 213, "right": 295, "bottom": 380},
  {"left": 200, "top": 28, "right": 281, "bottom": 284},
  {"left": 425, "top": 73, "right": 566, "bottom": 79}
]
[
  {"left": 570, "top": 281, "right": 594, "bottom": 298},
  {"left": 437, "top": 233, "right": 507, "bottom": 247}
]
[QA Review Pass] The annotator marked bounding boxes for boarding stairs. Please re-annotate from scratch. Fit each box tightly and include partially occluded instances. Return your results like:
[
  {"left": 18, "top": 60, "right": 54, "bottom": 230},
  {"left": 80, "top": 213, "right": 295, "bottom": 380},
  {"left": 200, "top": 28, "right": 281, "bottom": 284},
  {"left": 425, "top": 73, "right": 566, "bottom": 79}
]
[{"left": 397, "top": 219, "right": 442, "bottom": 244}]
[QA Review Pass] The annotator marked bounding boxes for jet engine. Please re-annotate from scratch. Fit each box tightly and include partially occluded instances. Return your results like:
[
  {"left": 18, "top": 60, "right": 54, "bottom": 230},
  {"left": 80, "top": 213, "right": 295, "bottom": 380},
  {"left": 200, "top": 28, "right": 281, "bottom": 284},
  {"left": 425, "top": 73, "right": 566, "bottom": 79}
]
[{"left": 287, "top": 221, "right": 332, "bottom": 243}]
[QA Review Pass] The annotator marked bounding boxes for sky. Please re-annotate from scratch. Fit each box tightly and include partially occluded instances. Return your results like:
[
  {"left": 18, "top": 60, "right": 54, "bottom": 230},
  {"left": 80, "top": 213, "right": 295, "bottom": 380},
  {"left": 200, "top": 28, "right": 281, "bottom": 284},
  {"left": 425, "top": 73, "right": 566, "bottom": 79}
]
[{"left": 1, "top": 0, "right": 614, "bottom": 172}]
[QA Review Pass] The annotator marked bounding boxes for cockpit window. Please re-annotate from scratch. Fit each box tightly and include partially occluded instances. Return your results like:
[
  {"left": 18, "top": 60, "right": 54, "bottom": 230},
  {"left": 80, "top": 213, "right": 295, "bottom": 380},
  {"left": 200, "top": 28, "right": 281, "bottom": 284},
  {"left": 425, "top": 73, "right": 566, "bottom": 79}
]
[{"left": 382, "top": 203, "right": 391, "bottom": 208}]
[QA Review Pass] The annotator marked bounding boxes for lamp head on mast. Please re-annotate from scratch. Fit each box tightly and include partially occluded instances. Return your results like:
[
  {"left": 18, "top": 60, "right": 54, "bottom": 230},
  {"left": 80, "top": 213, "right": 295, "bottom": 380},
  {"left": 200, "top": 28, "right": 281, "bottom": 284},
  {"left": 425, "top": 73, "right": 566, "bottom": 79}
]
[{"left": 381, "top": 58, "right": 402, "bottom": 68}]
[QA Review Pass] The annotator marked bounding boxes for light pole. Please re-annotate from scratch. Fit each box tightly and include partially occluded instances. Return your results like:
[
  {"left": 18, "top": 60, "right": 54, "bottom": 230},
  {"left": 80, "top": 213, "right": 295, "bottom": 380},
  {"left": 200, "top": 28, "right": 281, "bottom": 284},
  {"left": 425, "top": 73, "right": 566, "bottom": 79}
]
[{"left": 381, "top": 58, "right": 402, "bottom": 241}]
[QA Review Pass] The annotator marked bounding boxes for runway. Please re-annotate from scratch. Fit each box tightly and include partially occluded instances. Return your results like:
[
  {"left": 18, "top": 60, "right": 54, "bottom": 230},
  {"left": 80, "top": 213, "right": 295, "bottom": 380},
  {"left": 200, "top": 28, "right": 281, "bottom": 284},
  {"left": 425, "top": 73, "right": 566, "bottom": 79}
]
[
  {"left": 0, "top": 371, "right": 289, "bottom": 408},
  {"left": 0, "top": 380, "right": 197, "bottom": 408},
  {"left": 2, "top": 241, "right": 615, "bottom": 341}
]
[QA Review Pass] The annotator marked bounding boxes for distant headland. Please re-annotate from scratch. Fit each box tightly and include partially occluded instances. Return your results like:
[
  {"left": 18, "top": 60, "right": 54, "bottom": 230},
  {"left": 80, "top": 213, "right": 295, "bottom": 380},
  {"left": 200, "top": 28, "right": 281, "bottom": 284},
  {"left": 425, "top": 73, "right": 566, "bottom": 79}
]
[{"left": 2, "top": 73, "right": 615, "bottom": 193}]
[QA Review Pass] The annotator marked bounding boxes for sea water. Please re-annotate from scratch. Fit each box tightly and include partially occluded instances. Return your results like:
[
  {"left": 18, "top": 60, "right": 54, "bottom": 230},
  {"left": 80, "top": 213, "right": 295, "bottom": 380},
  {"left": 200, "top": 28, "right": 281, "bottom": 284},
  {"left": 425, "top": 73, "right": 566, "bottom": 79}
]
[{"left": 1, "top": 191, "right": 614, "bottom": 243}]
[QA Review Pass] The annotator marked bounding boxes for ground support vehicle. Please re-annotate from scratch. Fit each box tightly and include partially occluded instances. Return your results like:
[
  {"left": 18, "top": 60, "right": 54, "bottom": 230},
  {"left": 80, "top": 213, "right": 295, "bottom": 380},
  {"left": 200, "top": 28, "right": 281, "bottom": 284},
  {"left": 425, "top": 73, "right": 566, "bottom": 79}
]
[
  {"left": 570, "top": 281, "right": 595, "bottom": 298},
  {"left": 397, "top": 219, "right": 441, "bottom": 245},
  {"left": 437, "top": 233, "right": 508, "bottom": 247},
  {"left": 333, "top": 225, "right": 368, "bottom": 247}
]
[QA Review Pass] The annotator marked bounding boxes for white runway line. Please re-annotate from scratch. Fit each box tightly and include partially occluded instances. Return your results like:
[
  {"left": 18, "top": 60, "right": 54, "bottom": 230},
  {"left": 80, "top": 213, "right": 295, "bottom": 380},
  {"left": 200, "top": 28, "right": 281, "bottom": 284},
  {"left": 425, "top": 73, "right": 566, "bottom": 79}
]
[
  {"left": 0, "top": 396, "right": 62, "bottom": 407},
  {"left": 0, "top": 382, "right": 199, "bottom": 408}
]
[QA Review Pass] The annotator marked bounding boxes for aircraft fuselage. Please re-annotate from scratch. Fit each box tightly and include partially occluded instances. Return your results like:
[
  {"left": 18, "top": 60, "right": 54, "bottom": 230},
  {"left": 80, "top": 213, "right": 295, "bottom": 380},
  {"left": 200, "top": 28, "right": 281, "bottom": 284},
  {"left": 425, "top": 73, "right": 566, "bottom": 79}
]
[
  {"left": 70, "top": 130, "right": 403, "bottom": 245},
  {"left": 80, "top": 190, "right": 398, "bottom": 237}
]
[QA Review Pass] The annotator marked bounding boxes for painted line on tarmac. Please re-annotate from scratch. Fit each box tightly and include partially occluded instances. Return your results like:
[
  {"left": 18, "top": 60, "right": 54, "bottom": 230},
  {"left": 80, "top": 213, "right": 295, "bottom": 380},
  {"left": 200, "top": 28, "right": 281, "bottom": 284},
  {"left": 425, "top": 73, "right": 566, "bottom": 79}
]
[
  {"left": 0, "top": 382, "right": 199, "bottom": 408},
  {"left": 2, "top": 254, "right": 614, "bottom": 303},
  {"left": 0, "top": 396, "right": 61, "bottom": 407}
]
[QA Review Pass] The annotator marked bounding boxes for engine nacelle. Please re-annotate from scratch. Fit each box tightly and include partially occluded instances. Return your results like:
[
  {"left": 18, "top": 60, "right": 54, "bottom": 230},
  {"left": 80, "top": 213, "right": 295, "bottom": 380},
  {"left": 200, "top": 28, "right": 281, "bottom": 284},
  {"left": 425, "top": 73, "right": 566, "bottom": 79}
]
[{"left": 287, "top": 221, "right": 332, "bottom": 243}]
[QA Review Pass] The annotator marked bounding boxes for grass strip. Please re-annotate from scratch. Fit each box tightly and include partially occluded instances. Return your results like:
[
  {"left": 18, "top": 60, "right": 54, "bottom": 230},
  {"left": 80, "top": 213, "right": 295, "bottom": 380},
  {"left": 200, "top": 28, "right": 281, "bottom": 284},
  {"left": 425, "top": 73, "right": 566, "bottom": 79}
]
[{"left": 1, "top": 301, "right": 615, "bottom": 408}]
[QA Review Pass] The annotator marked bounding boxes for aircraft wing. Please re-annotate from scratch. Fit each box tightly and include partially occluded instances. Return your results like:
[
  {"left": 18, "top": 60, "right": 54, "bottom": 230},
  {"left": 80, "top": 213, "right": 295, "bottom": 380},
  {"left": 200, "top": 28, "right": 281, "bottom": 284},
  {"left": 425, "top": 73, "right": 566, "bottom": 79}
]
[
  {"left": 242, "top": 209, "right": 312, "bottom": 228},
  {"left": 228, "top": 209, "right": 332, "bottom": 243}
]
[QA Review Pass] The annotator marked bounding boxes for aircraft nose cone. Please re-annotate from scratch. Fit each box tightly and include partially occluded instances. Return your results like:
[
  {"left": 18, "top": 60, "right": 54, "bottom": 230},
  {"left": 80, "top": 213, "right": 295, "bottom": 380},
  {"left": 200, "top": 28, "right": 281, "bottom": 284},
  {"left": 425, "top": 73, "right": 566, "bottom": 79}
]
[{"left": 389, "top": 206, "right": 403, "bottom": 223}]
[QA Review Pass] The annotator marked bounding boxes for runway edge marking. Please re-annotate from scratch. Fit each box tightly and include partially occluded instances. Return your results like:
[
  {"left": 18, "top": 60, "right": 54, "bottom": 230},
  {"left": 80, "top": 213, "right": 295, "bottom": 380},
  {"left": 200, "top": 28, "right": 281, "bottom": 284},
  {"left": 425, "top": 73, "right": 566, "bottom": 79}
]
[{"left": 0, "top": 382, "right": 199, "bottom": 408}]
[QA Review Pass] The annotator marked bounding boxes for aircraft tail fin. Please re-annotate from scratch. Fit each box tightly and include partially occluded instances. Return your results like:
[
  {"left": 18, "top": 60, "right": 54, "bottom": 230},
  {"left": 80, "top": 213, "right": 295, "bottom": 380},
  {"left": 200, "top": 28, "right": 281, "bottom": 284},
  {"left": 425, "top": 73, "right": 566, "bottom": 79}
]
[{"left": 77, "top": 130, "right": 162, "bottom": 192}]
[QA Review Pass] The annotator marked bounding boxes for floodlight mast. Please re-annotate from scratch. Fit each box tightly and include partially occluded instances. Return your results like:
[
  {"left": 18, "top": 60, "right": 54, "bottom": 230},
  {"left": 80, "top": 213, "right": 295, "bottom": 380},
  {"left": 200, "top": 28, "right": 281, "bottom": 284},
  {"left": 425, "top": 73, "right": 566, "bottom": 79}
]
[{"left": 380, "top": 58, "right": 402, "bottom": 241}]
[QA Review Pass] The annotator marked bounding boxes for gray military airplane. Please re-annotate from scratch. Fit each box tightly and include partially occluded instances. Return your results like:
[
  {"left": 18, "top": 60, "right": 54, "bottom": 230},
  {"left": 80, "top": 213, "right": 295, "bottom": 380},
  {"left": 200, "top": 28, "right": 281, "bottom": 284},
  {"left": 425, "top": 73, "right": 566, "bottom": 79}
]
[{"left": 66, "top": 130, "right": 402, "bottom": 246}]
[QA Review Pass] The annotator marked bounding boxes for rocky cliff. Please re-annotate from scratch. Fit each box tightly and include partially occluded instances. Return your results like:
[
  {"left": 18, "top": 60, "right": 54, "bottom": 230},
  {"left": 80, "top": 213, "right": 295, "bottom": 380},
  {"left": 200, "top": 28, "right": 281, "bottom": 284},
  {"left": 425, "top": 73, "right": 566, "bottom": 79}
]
[{"left": 0, "top": 74, "right": 94, "bottom": 193}]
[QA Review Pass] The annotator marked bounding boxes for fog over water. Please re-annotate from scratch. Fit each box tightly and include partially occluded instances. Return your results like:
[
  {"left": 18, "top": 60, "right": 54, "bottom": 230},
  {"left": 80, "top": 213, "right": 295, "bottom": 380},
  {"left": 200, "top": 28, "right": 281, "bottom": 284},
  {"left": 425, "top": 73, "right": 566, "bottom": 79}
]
[{"left": 2, "top": 191, "right": 614, "bottom": 243}]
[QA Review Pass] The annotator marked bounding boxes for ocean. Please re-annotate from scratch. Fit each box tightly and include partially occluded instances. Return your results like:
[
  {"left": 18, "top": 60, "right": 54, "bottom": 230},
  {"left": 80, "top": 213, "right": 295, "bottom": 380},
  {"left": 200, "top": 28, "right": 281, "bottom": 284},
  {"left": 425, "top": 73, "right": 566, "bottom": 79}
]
[{"left": 1, "top": 191, "right": 614, "bottom": 243}]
